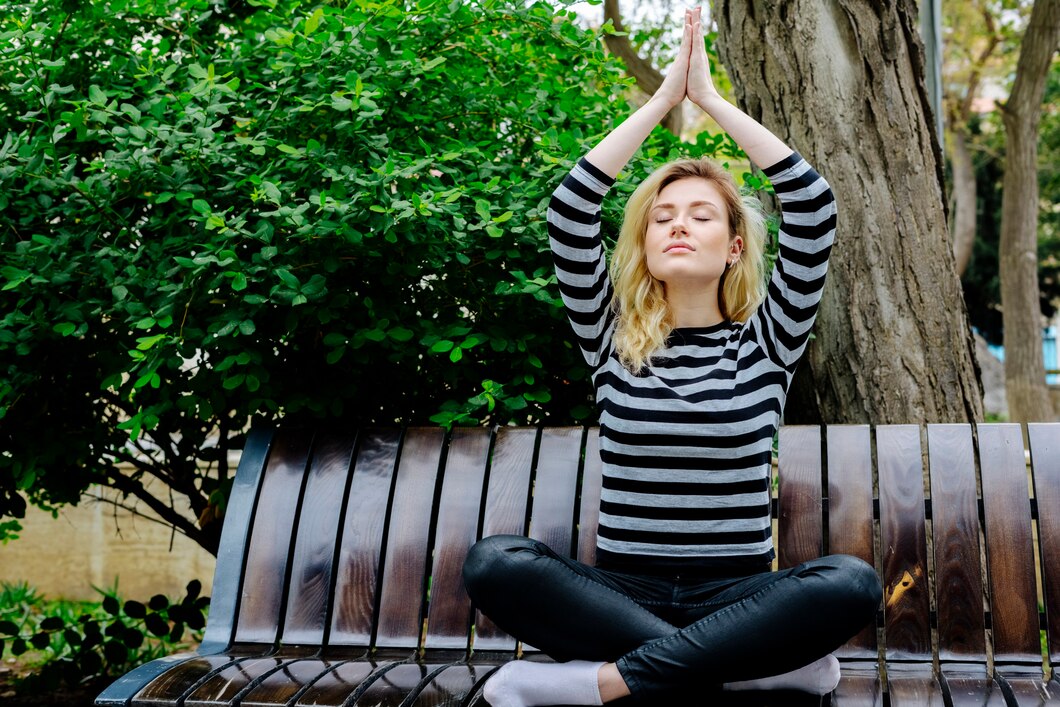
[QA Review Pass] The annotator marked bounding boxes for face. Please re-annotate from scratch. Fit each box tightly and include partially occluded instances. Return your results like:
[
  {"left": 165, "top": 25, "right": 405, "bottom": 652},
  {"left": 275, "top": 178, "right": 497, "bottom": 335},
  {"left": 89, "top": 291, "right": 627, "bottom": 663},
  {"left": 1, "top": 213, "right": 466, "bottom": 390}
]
[{"left": 644, "top": 177, "right": 743, "bottom": 286}]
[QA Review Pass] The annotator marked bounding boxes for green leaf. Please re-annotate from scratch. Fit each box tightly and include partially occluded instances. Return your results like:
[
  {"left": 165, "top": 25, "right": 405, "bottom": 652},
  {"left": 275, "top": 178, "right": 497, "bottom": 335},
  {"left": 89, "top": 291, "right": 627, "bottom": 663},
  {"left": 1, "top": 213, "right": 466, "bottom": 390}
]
[
  {"left": 449, "top": 347, "right": 463, "bottom": 363},
  {"left": 305, "top": 7, "right": 324, "bottom": 33},
  {"left": 223, "top": 374, "right": 245, "bottom": 389},
  {"left": 231, "top": 273, "right": 248, "bottom": 291},
  {"left": 52, "top": 322, "right": 76, "bottom": 336},
  {"left": 388, "top": 327, "right": 414, "bottom": 342},
  {"left": 191, "top": 199, "right": 211, "bottom": 214},
  {"left": 431, "top": 340, "right": 454, "bottom": 353},
  {"left": 492, "top": 211, "right": 514, "bottom": 223}
]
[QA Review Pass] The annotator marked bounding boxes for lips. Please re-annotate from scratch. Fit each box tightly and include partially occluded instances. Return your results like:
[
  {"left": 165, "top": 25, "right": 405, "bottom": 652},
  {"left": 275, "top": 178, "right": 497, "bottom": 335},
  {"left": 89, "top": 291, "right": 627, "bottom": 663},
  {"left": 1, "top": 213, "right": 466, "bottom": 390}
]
[{"left": 665, "top": 241, "right": 695, "bottom": 253}]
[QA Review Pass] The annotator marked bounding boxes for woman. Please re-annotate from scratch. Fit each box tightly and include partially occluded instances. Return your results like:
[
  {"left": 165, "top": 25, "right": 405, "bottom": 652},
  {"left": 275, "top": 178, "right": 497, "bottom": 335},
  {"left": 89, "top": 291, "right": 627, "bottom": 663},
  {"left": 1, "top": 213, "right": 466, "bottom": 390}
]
[{"left": 462, "top": 7, "right": 882, "bottom": 706}]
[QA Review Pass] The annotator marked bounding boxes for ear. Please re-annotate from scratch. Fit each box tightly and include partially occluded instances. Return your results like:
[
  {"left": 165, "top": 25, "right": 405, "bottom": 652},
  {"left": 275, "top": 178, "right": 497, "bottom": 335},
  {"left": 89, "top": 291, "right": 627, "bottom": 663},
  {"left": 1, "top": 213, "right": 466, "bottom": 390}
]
[{"left": 729, "top": 235, "right": 744, "bottom": 257}]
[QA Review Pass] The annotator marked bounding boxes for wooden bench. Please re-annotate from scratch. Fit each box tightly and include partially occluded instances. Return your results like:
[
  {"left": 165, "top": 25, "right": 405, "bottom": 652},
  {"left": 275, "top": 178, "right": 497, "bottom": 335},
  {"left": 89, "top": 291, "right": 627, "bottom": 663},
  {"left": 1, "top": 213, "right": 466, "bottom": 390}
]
[{"left": 95, "top": 423, "right": 1060, "bottom": 706}]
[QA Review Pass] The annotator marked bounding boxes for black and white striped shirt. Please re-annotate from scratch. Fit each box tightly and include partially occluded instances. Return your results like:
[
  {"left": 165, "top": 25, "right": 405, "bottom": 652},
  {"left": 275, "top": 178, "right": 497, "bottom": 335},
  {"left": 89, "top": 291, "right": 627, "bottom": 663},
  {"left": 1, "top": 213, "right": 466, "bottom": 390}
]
[{"left": 547, "top": 151, "right": 837, "bottom": 574}]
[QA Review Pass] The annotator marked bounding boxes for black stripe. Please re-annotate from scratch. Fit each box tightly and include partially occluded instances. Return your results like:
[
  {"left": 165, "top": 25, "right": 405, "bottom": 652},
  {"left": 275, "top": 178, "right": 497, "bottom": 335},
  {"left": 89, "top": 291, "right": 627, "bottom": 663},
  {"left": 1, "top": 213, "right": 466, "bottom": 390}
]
[
  {"left": 578, "top": 157, "right": 616, "bottom": 187},
  {"left": 596, "top": 369, "right": 788, "bottom": 404},
  {"left": 761, "top": 151, "right": 802, "bottom": 177},
  {"left": 600, "top": 499, "right": 771, "bottom": 521},
  {"left": 600, "top": 449, "right": 771, "bottom": 472},
  {"left": 602, "top": 474, "right": 769, "bottom": 495},
  {"left": 597, "top": 524, "right": 771, "bottom": 546},
  {"left": 600, "top": 396, "right": 782, "bottom": 425},
  {"left": 603, "top": 421, "right": 777, "bottom": 450}
]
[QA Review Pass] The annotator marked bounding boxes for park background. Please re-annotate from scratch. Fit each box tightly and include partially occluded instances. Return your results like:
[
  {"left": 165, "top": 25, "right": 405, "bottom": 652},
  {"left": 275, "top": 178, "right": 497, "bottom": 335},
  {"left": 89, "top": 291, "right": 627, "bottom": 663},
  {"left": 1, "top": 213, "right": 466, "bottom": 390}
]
[{"left": 0, "top": 0, "right": 1057, "bottom": 702}]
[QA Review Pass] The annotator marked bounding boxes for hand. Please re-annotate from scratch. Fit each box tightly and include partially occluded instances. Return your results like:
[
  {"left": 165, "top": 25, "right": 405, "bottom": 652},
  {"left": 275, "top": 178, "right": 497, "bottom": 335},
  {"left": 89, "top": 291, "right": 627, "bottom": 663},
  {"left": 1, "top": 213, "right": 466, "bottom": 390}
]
[
  {"left": 686, "top": 7, "right": 720, "bottom": 106},
  {"left": 651, "top": 10, "right": 692, "bottom": 110}
]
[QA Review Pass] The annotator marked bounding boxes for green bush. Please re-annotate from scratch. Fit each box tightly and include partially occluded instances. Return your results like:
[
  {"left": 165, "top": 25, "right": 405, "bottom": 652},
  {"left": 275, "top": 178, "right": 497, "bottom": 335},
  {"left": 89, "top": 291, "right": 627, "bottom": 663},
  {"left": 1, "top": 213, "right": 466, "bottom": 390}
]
[
  {"left": 0, "top": 580, "right": 208, "bottom": 693},
  {"left": 0, "top": 0, "right": 754, "bottom": 552}
]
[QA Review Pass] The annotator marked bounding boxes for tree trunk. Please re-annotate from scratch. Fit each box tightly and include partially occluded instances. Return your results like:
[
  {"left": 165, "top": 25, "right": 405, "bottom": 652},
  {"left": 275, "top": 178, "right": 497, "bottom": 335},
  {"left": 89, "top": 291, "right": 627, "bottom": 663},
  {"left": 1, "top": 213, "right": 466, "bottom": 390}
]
[
  {"left": 998, "top": 0, "right": 1060, "bottom": 423},
  {"left": 714, "top": 0, "right": 984, "bottom": 424},
  {"left": 950, "top": 127, "right": 977, "bottom": 277}
]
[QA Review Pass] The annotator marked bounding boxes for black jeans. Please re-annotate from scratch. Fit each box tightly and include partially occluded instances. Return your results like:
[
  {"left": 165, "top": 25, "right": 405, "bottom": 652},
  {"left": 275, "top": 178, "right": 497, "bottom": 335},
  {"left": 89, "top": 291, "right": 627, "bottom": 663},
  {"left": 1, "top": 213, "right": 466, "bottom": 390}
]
[{"left": 462, "top": 535, "right": 882, "bottom": 699}]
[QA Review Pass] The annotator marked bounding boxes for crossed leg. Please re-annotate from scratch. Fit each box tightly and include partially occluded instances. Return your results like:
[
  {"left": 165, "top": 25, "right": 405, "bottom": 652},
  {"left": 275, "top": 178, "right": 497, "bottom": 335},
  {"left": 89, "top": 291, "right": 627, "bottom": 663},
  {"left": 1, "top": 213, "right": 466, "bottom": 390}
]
[{"left": 462, "top": 535, "right": 881, "bottom": 705}]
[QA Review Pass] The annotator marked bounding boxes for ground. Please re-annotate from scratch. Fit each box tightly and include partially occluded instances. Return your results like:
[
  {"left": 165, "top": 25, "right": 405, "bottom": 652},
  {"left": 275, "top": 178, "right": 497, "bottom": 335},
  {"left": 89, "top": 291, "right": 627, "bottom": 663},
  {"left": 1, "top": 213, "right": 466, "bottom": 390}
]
[{"left": 1, "top": 658, "right": 104, "bottom": 707}]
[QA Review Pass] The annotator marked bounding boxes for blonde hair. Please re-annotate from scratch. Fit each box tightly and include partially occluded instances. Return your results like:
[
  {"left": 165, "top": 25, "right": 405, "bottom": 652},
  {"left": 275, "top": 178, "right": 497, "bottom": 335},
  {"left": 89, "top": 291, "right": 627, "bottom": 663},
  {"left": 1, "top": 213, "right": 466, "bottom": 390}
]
[{"left": 608, "top": 158, "right": 768, "bottom": 374}]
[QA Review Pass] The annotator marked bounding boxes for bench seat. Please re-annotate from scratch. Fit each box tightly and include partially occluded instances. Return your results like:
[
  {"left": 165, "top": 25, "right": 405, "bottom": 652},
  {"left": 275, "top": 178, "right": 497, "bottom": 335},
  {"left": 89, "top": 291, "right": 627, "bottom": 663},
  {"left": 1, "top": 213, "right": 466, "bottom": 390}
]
[{"left": 97, "top": 424, "right": 1060, "bottom": 706}]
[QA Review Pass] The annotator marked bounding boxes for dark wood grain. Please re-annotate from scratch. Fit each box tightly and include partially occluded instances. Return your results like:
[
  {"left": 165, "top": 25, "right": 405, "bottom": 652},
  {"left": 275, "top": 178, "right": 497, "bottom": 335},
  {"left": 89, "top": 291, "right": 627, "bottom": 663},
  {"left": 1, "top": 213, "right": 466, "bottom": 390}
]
[
  {"left": 293, "top": 660, "right": 388, "bottom": 706},
  {"left": 238, "top": 658, "right": 345, "bottom": 707},
  {"left": 885, "top": 665, "right": 945, "bottom": 706},
  {"left": 409, "top": 664, "right": 482, "bottom": 707},
  {"left": 329, "top": 429, "right": 402, "bottom": 647},
  {"left": 825, "top": 424, "right": 876, "bottom": 658},
  {"left": 995, "top": 671, "right": 1053, "bottom": 704},
  {"left": 528, "top": 427, "right": 582, "bottom": 556},
  {"left": 131, "top": 655, "right": 247, "bottom": 705},
  {"left": 939, "top": 665, "right": 1007, "bottom": 706},
  {"left": 925, "top": 425, "right": 987, "bottom": 662},
  {"left": 182, "top": 656, "right": 287, "bottom": 706},
  {"left": 424, "top": 427, "right": 492, "bottom": 650},
  {"left": 777, "top": 426, "right": 823, "bottom": 569},
  {"left": 876, "top": 425, "right": 931, "bottom": 661},
  {"left": 1027, "top": 422, "right": 1060, "bottom": 666},
  {"left": 200, "top": 429, "right": 273, "bottom": 654},
  {"left": 831, "top": 661, "right": 884, "bottom": 707},
  {"left": 472, "top": 427, "right": 536, "bottom": 653},
  {"left": 235, "top": 429, "right": 315, "bottom": 645},
  {"left": 577, "top": 428, "right": 603, "bottom": 566},
  {"left": 282, "top": 433, "right": 359, "bottom": 646},
  {"left": 374, "top": 427, "right": 447, "bottom": 649},
  {"left": 94, "top": 653, "right": 199, "bottom": 705},
  {"left": 977, "top": 424, "right": 1041, "bottom": 665}
]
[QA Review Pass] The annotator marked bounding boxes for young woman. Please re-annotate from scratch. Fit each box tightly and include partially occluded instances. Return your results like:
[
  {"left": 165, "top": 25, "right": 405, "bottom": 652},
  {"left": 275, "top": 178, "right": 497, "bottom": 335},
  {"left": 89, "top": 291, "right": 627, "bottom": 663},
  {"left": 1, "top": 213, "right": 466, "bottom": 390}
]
[{"left": 462, "top": 7, "right": 882, "bottom": 706}]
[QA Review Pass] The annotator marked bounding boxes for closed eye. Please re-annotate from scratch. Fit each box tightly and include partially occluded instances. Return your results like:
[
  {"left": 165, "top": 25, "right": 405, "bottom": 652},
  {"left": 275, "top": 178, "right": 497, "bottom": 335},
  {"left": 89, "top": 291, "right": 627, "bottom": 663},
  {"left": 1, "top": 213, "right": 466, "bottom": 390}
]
[{"left": 654, "top": 218, "right": 710, "bottom": 223}]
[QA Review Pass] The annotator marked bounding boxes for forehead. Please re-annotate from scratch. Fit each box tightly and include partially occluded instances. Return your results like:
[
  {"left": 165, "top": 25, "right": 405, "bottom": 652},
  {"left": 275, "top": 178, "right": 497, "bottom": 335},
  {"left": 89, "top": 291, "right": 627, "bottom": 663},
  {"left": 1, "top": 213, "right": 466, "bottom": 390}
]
[{"left": 652, "top": 177, "right": 725, "bottom": 209}]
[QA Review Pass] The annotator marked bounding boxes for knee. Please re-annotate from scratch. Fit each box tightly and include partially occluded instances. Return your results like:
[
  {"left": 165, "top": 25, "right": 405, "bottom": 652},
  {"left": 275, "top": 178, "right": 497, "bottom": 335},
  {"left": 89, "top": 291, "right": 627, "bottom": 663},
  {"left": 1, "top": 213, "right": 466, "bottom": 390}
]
[
  {"left": 462, "top": 534, "right": 536, "bottom": 597},
  {"left": 801, "top": 554, "right": 882, "bottom": 621},
  {"left": 829, "top": 555, "right": 883, "bottom": 618}
]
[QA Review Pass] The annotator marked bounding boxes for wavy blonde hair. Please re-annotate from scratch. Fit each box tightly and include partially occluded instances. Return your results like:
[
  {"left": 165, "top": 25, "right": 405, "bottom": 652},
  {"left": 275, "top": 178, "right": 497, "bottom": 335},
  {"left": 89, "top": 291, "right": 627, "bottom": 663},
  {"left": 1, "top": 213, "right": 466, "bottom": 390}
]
[{"left": 608, "top": 158, "right": 768, "bottom": 374}]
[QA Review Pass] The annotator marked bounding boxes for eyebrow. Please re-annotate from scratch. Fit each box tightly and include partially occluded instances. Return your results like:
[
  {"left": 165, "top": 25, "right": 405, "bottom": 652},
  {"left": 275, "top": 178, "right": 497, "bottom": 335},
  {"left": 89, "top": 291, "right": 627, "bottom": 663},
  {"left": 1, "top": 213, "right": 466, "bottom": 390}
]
[{"left": 651, "top": 200, "right": 720, "bottom": 212}]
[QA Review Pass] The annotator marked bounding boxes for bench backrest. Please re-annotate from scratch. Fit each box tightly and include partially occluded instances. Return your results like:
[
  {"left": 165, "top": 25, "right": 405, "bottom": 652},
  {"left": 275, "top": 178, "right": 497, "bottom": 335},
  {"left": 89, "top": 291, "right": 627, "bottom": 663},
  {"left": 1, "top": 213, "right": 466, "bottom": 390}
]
[{"left": 200, "top": 424, "right": 1059, "bottom": 674}]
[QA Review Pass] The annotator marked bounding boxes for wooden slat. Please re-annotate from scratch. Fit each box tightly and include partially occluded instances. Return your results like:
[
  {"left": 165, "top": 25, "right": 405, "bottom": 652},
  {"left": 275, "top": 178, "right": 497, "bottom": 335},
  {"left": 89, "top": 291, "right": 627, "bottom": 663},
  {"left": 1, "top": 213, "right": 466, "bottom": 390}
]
[
  {"left": 527, "top": 427, "right": 582, "bottom": 556},
  {"left": 826, "top": 424, "right": 877, "bottom": 658},
  {"left": 235, "top": 429, "right": 315, "bottom": 644},
  {"left": 831, "top": 661, "right": 884, "bottom": 706},
  {"left": 238, "top": 658, "right": 346, "bottom": 707},
  {"left": 876, "top": 425, "right": 931, "bottom": 661},
  {"left": 282, "top": 433, "right": 359, "bottom": 646},
  {"left": 577, "top": 428, "right": 603, "bottom": 566},
  {"left": 978, "top": 424, "right": 1042, "bottom": 666},
  {"left": 777, "top": 425, "right": 823, "bottom": 569},
  {"left": 424, "top": 427, "right": 492, "bottom": 650},
  {"left": 939, "top": 665, "right": 1007, "bottom": 706},
  {"left": 131, "top": 655, "right": 249, "bottom": 705},
  {"left": 293, "top": 660, "right": 389, "bottom": 706},
  {"left": 374, "top": 427, "right": 447, "bottom": 649},
  {"left": 352, "top": 662, "right": 451, "bottom": 707},
  {"left": 200, "top": 429, "right": 274, "bottom": 654},
  {"left": 330, "top": 430, "right": 402, "bottom": 646},
  {"left": 182, "top": 656, "right": 288, "bottom": 706},
  {"left": 409, "top": 663, "right": 483, "bottom": 707},
  {"left": 472, "top": 427, "right": 536, "bottom": 653},
  {"left": 1028, "top": 423, "right": 1060, "bottom": 666},
  {"left": 926, "top": 425, "right": 988, "bottom": 662},
  {"left": 886, "top": 665, "right": 945, "bottom": 706}
]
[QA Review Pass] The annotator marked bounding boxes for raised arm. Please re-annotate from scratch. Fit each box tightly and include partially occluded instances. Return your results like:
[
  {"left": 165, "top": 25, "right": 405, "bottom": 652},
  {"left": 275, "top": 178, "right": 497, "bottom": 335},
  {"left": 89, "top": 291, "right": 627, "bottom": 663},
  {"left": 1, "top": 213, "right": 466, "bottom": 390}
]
[{"left": 685, "top": 7, "right": 792, "bottom": 169}]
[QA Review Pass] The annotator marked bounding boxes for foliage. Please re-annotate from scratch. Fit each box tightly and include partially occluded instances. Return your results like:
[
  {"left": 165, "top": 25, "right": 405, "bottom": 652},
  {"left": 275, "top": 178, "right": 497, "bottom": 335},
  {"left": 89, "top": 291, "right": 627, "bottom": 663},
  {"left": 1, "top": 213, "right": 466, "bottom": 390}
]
[
  {"left": 960, "top": 58, "right": 1060, "bottom": 345},
  {"left": 0, "top": 0, "right": 757, "bottom": 553},
  {"left": 0, "top": 579, "right": 208, "bottom": 693}
]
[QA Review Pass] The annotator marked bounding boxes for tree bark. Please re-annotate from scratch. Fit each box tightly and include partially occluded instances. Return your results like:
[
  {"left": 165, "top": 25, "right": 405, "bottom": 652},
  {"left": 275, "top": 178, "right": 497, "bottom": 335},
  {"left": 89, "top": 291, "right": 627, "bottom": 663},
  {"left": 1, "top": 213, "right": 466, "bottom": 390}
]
[
  {"left": 998, "top": 0, "right": 1060, "bottom": 423},
  {"left": 602, "top": 0, "right": 684, "bottom": 136},
  {"left": 714, "top": 0, "right": 984, "bottom": 424},
  {"left": 950, "top": 127, "right": 977, "bottom": 277}
]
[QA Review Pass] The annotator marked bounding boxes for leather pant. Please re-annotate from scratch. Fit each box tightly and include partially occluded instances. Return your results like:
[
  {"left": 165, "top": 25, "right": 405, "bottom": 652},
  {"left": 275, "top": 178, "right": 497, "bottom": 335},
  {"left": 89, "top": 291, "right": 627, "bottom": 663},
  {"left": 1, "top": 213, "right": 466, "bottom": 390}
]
[{"left": 462, "top": 535, "right": 882, "bottom": 699}]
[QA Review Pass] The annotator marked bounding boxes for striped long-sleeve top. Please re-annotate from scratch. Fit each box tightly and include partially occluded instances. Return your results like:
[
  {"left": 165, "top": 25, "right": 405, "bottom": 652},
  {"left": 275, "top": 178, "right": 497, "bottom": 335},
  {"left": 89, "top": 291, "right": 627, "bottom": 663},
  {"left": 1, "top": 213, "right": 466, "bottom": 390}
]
[{"left": 546, "top": 151, "right": 837, "bottom": 575}]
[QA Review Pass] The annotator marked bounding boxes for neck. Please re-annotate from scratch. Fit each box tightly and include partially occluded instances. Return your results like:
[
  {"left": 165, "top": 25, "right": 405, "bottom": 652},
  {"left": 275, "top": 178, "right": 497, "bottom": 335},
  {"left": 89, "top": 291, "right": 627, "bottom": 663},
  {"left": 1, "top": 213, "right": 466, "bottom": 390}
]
[{"left": 664, "top": 279, "right": 725, "bottom": 328}]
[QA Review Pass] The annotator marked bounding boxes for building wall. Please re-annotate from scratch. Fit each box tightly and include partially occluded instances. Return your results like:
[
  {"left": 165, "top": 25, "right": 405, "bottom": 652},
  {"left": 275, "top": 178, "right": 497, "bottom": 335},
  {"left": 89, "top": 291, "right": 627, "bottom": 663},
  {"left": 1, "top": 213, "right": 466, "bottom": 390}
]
[{"left": 0, "top": 482, "right": 216, "bottom": 602}]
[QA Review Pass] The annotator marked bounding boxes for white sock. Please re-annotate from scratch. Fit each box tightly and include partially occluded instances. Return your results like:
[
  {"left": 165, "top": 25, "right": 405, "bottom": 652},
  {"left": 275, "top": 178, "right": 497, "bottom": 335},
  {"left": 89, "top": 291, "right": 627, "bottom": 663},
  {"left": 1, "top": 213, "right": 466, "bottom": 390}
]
[
  {"left": 723, "top": 654, "right": 841, "bottom": 695},
  {"left": 483, "top": 659, "right": 605, "bottom": 707}
]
